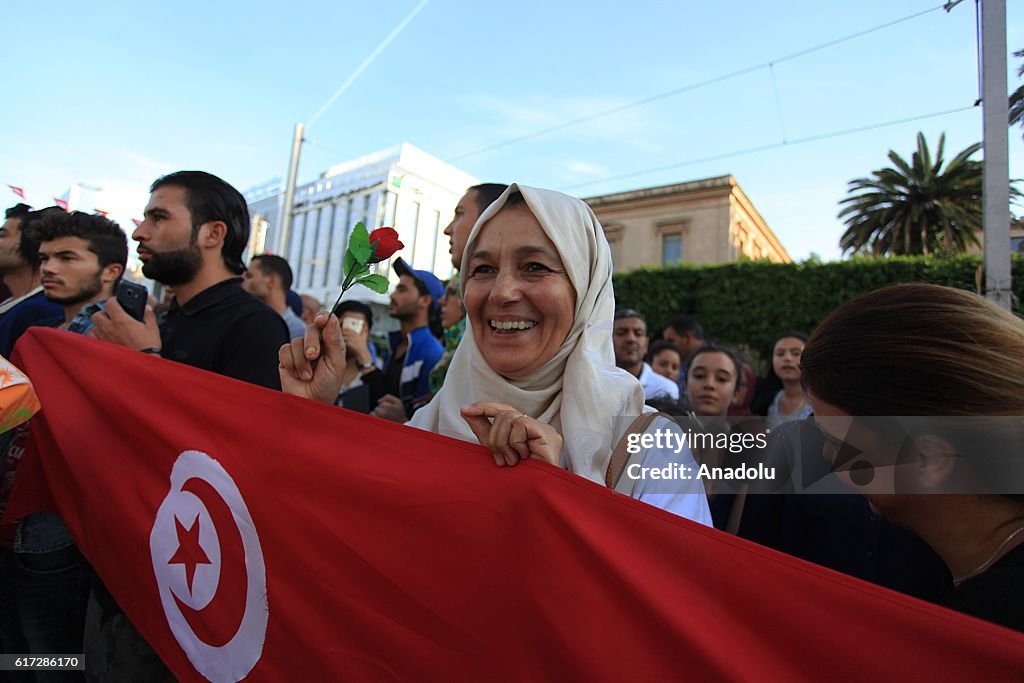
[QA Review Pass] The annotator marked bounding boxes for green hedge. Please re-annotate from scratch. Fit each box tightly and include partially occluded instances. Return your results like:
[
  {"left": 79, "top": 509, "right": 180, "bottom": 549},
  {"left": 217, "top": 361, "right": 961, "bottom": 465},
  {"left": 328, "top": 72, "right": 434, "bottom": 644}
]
[{"left": 612, "top": 254, "right": 1024, "bottom": 358}]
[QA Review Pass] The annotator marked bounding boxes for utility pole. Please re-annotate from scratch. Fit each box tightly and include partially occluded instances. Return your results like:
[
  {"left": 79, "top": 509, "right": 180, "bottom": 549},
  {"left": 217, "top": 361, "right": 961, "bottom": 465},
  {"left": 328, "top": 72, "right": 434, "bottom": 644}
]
[
  {"left": 980, "top": 0, "right": 1011, "bottom": 310},
  {"left": 271, "top": 1, "right": 427, "bottom": 259},
  {"left": 276, "top": 122, "right": 305, "bottom": 256}
]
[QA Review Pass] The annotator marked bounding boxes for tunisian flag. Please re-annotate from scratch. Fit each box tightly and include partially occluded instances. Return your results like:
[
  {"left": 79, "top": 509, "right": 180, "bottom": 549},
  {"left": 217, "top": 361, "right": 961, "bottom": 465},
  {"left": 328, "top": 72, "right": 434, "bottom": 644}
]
[{"left": 7, "top": 329, "right": 1024, "bottom": 681}]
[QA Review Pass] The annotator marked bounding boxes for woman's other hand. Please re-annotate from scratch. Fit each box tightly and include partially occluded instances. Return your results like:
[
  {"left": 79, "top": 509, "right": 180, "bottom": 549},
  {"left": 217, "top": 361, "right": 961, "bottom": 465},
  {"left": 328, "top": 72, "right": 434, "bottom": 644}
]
[{"left": 461, "top": 401, "right": 563, "bottom": 468}]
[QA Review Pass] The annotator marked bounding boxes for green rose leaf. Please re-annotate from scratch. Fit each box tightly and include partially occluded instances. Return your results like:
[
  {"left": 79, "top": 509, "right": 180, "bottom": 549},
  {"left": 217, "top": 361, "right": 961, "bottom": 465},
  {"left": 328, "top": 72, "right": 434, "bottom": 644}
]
[
  {"left": 343, "top": 249, "right": 357, "bottom": 274},
  {"left": 348, "top": 222, "right": 373, "bottom": 264},
  {"left": 356, "top": 274, "right": 390, "bottom": 294}
]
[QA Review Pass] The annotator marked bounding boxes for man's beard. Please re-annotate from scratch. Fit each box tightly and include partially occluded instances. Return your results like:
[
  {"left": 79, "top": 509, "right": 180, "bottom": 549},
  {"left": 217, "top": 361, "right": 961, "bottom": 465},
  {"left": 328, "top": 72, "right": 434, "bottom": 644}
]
[
  {"left": 142, "top": 244, "right": 202, "bottom": 286},
  {"left": 46, "top": 272, "right": 103, "bottom": 306},
  {"left": 0, "top": 252, "right": 26, "bottom": 276}
]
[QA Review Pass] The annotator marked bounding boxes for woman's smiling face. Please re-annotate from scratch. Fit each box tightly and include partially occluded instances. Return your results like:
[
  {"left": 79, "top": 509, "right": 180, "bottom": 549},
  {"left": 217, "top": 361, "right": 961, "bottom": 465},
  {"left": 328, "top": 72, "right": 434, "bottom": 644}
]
[{"left": 463, "top": 203, "right": 576, "bottom": 379}]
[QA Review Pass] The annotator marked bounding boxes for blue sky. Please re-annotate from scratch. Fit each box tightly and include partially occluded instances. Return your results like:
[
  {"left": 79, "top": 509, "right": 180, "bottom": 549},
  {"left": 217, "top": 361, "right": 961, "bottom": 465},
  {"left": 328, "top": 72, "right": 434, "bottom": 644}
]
[{"left": 3, "top": 0, "right": 1022, "bottom": 261}]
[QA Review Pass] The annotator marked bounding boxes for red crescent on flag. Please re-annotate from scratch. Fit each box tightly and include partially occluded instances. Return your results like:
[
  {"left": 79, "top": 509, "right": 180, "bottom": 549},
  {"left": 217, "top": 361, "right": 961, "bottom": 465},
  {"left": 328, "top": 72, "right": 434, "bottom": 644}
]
[{"left": 171, "top": 476, "right": 249, "bottom": 648}]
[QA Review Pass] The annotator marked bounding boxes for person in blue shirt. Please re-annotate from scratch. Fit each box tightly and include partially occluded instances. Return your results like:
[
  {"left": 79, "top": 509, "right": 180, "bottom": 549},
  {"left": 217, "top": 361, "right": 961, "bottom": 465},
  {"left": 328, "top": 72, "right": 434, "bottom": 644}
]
[
  {"left": 36, "top": 210, "right": 129, "bottom": 333},
  {"left": 374, "top": 258, "right": 444, "bottom": 422},
  {"left": 8, "top": 210, "right": 129, "bottom": 668},
  {"left": 0, "top": 205, "right": 64, "bottom": 356}
]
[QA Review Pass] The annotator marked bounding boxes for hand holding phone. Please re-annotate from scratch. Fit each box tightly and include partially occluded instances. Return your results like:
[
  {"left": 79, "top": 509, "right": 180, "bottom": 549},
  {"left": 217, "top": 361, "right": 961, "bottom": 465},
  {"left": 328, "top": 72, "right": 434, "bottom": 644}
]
[
  {"left": 115, "top": 281, "right": 148, "bottom": 323},
  {"left": 339, "top": 315, "right": 371, "bottom": 364}
]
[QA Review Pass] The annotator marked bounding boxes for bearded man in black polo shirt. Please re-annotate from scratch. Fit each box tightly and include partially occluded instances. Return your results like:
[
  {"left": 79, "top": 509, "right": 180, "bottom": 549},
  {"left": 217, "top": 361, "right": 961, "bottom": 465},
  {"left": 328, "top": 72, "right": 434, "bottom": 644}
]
[
  {"left": 87, "top": 171, "right": 288, "bottom": 679},
  {"left": 93, "top": 170, "right": 288, "bottom": 388}
]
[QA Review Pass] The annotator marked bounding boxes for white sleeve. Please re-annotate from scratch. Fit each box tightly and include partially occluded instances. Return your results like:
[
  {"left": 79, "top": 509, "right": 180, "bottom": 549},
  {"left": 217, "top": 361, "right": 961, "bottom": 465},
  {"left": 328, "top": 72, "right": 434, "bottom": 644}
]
[
  {"left": 632, "top": 417, "right": 712, "bottom": 526},
  {"left": 661, "top": 375, "right": 679, "bottom": 400}
]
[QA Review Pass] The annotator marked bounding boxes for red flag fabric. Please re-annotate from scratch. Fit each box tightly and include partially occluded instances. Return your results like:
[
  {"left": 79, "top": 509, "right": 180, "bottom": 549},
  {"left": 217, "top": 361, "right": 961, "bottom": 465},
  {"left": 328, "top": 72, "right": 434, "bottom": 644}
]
[
  {"left": 53, "top": 198, "right": 68, "bottom": 210},
  {"left": 95, "top": 209, "right": 109, "bottom": 217},
  {"left": 9, "top": 328, "right": 1024, "bottom": 681},
  {"left": 132, "top": 218, "right": 142, "bottom": 227},
  {"left": 6, "top": 185, "right": 25, "bottom": 199}
]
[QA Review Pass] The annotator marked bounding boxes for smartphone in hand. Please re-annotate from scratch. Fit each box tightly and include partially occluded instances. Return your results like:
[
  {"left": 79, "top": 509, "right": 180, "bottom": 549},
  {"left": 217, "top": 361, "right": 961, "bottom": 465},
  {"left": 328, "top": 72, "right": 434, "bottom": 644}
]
[
  {"left": 341, "top": 316, "right": 365, "bottom": 334},
  {"left": 116, "top": 280, "right": 148, "bottom": 322}
]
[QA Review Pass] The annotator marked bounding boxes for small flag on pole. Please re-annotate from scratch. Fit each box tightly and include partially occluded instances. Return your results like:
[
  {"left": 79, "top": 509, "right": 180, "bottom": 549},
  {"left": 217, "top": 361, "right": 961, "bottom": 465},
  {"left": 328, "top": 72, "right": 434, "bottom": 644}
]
[
  {"left": 95, "top": 209, "right": 109, "bottom": 217},
  {"left": 6, "top": 185, "right": 25, "bottom": 199},
  {"left": 53, "top": 198, "right": 68, "bottom": 211}
]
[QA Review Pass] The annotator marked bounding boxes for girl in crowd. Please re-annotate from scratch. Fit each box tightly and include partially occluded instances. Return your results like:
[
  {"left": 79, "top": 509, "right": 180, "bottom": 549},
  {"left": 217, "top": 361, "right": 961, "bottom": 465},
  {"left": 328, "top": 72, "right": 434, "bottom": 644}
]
[
  {"left": 760, "top": 331, "right": 810, "bottom": 429},
  {"left": 685, "top": 345, "right": 741, "bottom": 420},
  {"left": 801, "top": 283, "right": 1024, "bottom": 632},
  {"left": 647, "top": 340, "right": 683, "bottom": 385},
  {"left": 281, "top": 185, "right": 711, "bottom": 526}
]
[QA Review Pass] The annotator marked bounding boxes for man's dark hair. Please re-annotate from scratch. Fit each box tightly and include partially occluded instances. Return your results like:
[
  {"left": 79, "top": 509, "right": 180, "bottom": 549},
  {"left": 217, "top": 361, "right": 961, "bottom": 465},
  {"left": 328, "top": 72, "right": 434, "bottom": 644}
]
[
  {"left": 150, "top": 171, "right": 249, "bottom": 275},
  {"left": 18, "top": 207, "right": 68, "bottom": 270},
  {"left": 664, "top": 314, "right": 704, "bottom": 340},
  {"left": 251, "top": 254, "right": 293, "bottom": 291},
  {"left": 469, "top": 183, "right": 508, "bottom": 214},
  {"left": 30, "top": 211, "right": 129, "bottom": 277},
  {"left": 4, "top": 203, "right": 32, "bottom": 221},
  {"left": 332, "top": 300, "right": 374, "bottom": 330},
  {"left": 614, "top": 308, "right": 647, "bottom": 323}
]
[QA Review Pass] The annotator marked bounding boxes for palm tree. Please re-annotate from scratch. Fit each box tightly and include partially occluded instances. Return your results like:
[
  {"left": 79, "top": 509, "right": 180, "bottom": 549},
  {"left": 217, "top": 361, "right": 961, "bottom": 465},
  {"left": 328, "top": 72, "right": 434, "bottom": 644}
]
[
  {"left": 1011, "top": 49, "right": 1024, "bottom": 139},
  {"left": 838, "top": 132, "right": 982, "bottom": 256}
]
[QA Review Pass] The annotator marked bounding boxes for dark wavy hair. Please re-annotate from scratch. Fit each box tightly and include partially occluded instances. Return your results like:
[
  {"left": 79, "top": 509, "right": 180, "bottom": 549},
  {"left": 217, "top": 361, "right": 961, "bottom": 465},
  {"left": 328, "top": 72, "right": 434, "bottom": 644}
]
[
  {"left": 30, "top": 211, "right": 128, "bottom": 283},
  {"left": 151, "top": 171, "right": 249, "bottom": 275}
]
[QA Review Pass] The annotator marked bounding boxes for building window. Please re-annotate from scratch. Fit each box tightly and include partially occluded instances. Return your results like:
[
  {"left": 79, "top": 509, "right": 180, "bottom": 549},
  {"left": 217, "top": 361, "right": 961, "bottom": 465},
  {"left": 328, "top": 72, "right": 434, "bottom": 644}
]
[
  {"left": 1013, "top": 236, "right": 1024, "bottom": 254},
  {"left": 608, "top": 239, "right": 619, "bottom": 270},
  {"left": 408, "top": 201, "right": 421, "bottom": 264},
  {"left": 662, "top": 233, "right": 683, "bottom": 266}
]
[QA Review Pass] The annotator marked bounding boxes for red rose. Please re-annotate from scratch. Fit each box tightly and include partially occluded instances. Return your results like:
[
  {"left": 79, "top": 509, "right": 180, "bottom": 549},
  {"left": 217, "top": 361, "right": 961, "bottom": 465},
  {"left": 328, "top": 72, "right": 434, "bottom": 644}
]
[{"left": 367, "top": 227, "right": 404, "bottom": 263}]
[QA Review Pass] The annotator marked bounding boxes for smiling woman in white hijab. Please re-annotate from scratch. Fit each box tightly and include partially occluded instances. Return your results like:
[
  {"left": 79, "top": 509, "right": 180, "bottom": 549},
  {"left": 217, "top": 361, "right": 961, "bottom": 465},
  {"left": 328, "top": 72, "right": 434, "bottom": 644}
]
[{"left": 280, "top": 184, "right": 710, "bottom": 525}]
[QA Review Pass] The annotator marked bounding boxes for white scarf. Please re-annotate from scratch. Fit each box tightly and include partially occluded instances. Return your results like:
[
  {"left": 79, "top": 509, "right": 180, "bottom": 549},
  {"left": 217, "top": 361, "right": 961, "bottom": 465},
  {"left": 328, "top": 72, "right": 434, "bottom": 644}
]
[{"left": 408, "top": 184, "right": 646, "bottom": 484}]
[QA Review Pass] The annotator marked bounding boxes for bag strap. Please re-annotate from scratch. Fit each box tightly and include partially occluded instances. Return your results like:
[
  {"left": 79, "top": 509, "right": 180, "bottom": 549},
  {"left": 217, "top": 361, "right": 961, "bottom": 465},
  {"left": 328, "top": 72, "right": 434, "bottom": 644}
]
[{"left": 605, "top": 412, "right": 664, "bottom": 489}]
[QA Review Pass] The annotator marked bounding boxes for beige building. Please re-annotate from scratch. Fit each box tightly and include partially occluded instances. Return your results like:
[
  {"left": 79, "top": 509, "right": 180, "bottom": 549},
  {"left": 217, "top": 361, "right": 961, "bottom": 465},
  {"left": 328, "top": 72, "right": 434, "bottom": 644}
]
[{"left": 584, "top": 175, "right": 790, "bottom": 272}]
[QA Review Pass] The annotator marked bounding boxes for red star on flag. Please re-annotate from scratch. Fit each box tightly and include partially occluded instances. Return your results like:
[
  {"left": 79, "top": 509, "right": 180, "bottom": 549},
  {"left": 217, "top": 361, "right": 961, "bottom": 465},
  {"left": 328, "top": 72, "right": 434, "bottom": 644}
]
[{"left": 167, "top": 514, "right": 211, "bottom": 594}]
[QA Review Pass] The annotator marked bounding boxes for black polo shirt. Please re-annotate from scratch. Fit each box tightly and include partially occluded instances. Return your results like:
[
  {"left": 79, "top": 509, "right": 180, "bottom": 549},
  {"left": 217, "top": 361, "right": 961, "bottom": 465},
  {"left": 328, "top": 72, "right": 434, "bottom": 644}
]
[{"left": 159, "top": 278, "right": 288, "bottom": 390}]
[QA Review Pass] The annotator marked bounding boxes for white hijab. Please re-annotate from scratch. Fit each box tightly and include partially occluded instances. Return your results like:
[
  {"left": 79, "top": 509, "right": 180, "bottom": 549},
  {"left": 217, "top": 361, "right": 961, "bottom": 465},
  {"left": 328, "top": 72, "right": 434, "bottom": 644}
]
[{"left": 408, "top": 183, "right": 646, "bottom": 484}]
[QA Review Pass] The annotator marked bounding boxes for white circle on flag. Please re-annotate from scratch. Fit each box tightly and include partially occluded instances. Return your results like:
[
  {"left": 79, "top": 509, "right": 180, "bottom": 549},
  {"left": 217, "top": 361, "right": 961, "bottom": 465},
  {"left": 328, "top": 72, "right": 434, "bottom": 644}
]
[{"left": 150, "top": 450, "right": 268, "bottom": 683}]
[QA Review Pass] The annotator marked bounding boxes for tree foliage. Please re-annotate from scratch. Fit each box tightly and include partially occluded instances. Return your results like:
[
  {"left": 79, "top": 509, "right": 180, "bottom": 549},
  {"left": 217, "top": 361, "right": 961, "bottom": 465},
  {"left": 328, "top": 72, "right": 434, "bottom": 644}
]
[
  {"left": 613, "top": 255, "right": 1024, "bottom": 360},
  {"left": 1011, "top": 49, "right": 1024, "bottom": 139},
  {"left": 838, "top": 133, "right": 984, "bottom": 256}
]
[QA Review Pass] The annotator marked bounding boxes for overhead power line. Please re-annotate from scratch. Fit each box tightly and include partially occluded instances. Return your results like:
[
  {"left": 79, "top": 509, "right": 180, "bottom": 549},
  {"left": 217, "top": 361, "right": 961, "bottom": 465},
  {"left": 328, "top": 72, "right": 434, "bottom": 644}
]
[
  {"left": 446, "top": 3, "right": 951, "bottom": 163},
  {"left": 557, "top": 104, "right": 978, "bottom": 192}
]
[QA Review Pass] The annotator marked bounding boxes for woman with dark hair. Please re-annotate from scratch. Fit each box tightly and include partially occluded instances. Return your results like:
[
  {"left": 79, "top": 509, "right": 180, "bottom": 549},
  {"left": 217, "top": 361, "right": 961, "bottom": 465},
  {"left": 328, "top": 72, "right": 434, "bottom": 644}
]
[
  {"left": 684, "top": 344, "right": 741, "bottom": 420},
  {"left": 801, "top": 282, "right": 1024, "bottom": 632},
  {"left": 756, "top": 331, "right": 810, "bottom": 429}
]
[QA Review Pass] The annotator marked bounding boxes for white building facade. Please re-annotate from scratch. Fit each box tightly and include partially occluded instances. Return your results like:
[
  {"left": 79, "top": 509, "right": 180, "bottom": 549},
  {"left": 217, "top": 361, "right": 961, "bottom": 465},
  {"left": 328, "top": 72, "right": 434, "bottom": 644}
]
[{"left": 246, "top": 143, "right": 477, "bottom": 308}]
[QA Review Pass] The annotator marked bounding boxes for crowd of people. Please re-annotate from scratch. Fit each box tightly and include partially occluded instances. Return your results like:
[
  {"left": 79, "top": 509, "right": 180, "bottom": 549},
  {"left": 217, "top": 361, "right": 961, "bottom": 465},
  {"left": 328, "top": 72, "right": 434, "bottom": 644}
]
[{"left": 0, "top": 170, "right": 1021, "bottom": 680}]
